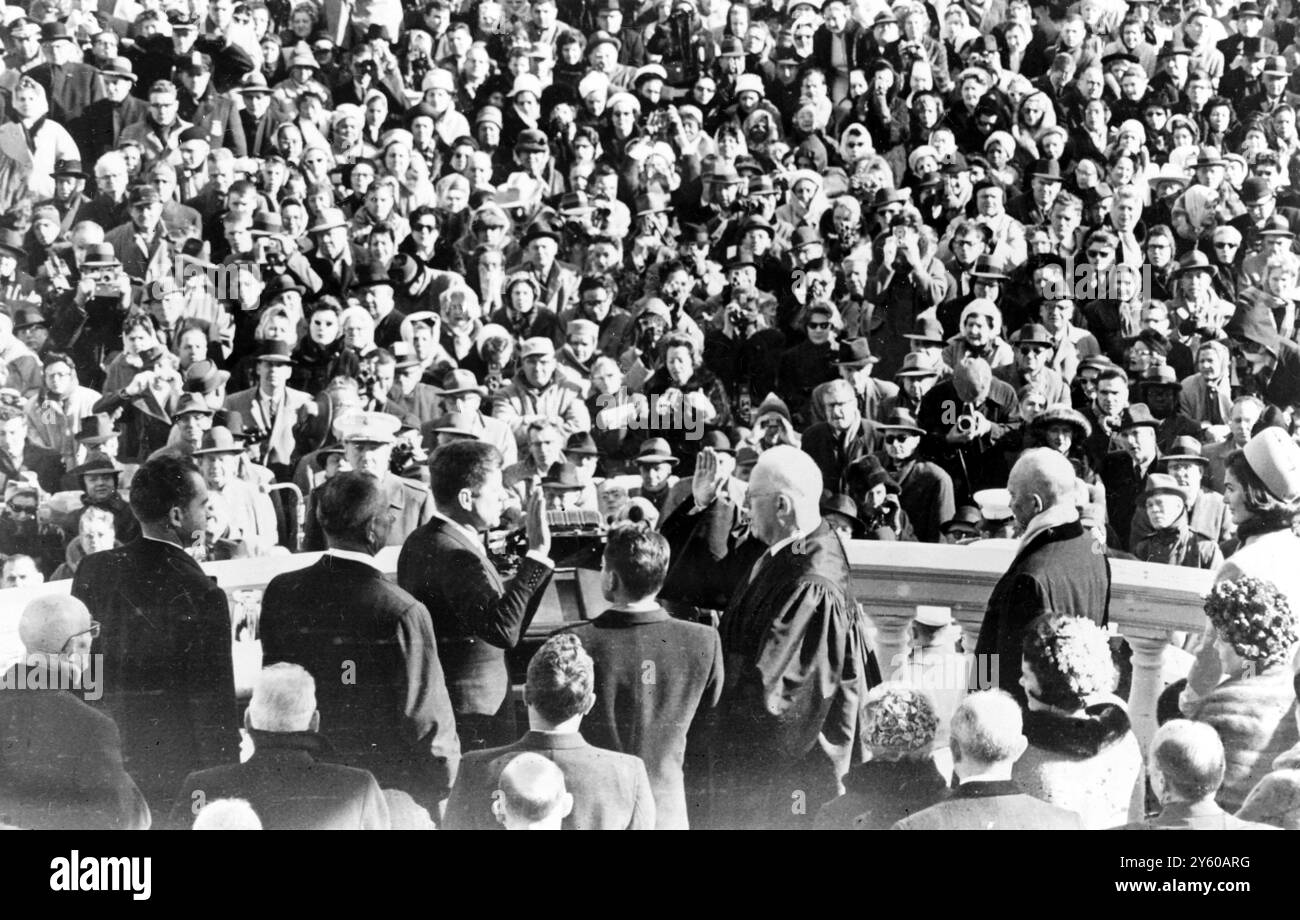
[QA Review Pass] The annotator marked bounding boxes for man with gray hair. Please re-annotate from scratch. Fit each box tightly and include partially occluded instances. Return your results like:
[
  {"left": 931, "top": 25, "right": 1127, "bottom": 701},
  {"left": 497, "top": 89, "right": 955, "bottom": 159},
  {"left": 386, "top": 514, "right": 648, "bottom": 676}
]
[
  {"left": 172, "top": 663, "right": 391, "bottom": 830},
  {"left": 0, "top": 595, "right": 149, "bottom": 829},
  {"left": 975, "top": 448, "right": 1111, "bottom": 701},
  {"left": 801, "top": 377, "right": 876, "bottom": 491},
  {"left": 711, "top": 445, "right": 869, "bottom": 829},
  {"left": 1119, "top": 720, "right": 1277, "bottom": 830},
  {"left": 893, "top": 690, "right": 1084, "bottom": 829}
]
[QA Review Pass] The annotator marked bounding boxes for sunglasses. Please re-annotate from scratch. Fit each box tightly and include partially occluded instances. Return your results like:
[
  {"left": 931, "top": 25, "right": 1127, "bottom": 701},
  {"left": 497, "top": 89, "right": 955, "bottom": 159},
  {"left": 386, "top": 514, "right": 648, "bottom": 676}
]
[
  {"left": 1213, "top": 242, "right": 1238, "bottom": 248},
  {"left": 1018, "top": 347, "right": 1047, "bottom": 355},
  {"left": 807, "top": 321, "right": 831, "bottom": 330},
  {"left": 1087, "top": 249, "right": 1111, "bottom": 257},
  {"left": 414, "top": 223, "right": 438, "bottom": 232},
  {"left": 883, "top": 434, "right": 912, "bottom": 444},
  {"left": 7, "top": 504, "right": 37, "bottom": 517}
]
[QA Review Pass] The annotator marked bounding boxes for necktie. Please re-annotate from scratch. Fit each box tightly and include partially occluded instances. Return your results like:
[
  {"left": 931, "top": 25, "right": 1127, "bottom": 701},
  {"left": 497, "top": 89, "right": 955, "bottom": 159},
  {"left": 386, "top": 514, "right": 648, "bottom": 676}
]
[{"left": 1206, "top": 385, "right": 1224, "bottom": 426}]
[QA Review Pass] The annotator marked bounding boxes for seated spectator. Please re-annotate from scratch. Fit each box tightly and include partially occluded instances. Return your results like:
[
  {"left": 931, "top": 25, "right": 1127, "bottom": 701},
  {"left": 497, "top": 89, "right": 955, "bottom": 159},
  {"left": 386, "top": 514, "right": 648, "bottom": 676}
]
[
  {"left": 892, "top": 690, "right": 1084, "bottom": 830},
  {"left": 1014, "top": 613, "right": 1145, "bottom": 829},
  {"left": 172, "top": 663, "right": 391, "bottom": 830},
  {"left": 50, "top": 506, "right": 117, "bottom": 581},
  {"left": 1118, "top": 720, "right": 1278, "bottom": 830},
  {"left": 442, "top": 633, "right": 655, "bottom": 830},
  {"left": 1179, "top": 575, "right": 1300, "bottom": 812},
  {"left": 492, "top": 752, "right": 573, "bottom": 830},
  {"left": 816, "top": 686, "right": 948, "bottom": 830},
  {"left": 0, "top": 595, "right": 149, "bottom": 829},
  {"left": 1132, "top": 473, "right": 1223, "bottom": 569}
]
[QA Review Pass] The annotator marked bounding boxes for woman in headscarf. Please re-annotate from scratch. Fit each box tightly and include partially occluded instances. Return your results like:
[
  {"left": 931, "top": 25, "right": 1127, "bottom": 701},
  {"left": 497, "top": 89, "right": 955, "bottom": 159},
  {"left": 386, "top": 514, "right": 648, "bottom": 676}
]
[
  {"left": 775, "top": 169, "right": 830, "bottom": 229},
  {"left": 1013, "top": 91, "right": 1056, "bottom": 162},
  {"left": 2, "top": 77, "right": 78, "bottom": 200}
]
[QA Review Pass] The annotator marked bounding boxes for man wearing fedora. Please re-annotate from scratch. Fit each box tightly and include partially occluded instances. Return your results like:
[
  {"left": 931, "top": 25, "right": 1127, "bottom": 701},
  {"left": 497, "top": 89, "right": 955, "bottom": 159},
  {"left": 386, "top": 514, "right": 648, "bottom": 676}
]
[
  {"left": 71, "top": 57, "right": 146, "bottom": 166},
  {"left": 423, "top": 369, "right": 516, "bottom": 465},
  {"left": 1007, "top": 158, "right": 1064, "bottom": 228},
  {"left": 195, "top": 425, "right": 280, "bottom": 554},
  {"left": 23, "top": 352, "right": 100, "bottom": 474},
  {"left": 1099, "top": 403, "right": 1166, "bottom": 550},
  {"left": 223, "top": 341, "right": 314, "bottom": 481},
  {"left": 996, "top": 323, "right": 1071, "bottom": 405},
  {"left": 307, "top": 207, "right": 358, "bottom": 298},
  {"left": 39, "top": 159, "right": 94, "bottom": 234},
  {"left": 874, "top": 407, "right": 956, "bottom": 543},
  {"left": 355, "top": 263, "right": 408, "bottom": 349},
  {"left": 27, "top": 21, "right": 103, "bottom": 124},
  {"left": 1240, "top": 53, "right": 1300, "bottom": 119},
  {"left": 102, "top": 185, "right": 172, "bottom": 287},
  {"left": 1230, "top": 174, "right": 1300, "bottom": 255},
  {"left": 630, "top": 437, "right": 681, "bottom": 515},
  {"left": 1137, "top": 364, "right": 1210, "bottom": 449}
]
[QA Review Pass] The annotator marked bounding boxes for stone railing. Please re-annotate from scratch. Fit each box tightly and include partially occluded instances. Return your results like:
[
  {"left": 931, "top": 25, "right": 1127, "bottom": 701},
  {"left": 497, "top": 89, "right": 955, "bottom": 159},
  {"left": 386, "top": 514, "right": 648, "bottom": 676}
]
[
  {"left": 846, "top": 539, "right": 1213, "bottom": 753},
  {"left": 1, "top": 540, "right": 1213, "bottom": 752}
]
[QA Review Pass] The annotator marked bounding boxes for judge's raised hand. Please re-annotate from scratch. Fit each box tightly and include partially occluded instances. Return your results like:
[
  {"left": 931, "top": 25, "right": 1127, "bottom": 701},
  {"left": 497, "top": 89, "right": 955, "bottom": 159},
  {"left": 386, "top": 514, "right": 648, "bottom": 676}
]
[
  {"left": 525, "top": 489, "right": 551, "bottom": 558},
  {"left": 692, "top": 446, "right": 726, "bottom": 509}
]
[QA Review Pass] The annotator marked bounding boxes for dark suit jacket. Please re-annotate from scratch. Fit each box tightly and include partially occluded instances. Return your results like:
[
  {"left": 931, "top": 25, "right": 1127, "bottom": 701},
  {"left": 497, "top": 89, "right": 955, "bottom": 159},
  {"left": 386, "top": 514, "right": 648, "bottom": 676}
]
[
  {"left": 70, "top": 538, "right": 239, "bottom": 812},
  {"left": 715, "top": 521, "right": 867, "bottom": 828},
  {"left": 170, "top": 730, "right": 389, "bottom": 830},
  {"left": 397, "top": 516, "right": 552, "bottom": 717},
  {"left": 1101, "top": 452, "right": 1155, "bottom": 549},
  {"left": 893, "top": 779, "right": 1084, "bottom": 830},
  {"left": 303, "top": 471, "right": 434, "bottom": 551},
  {"left": 180, "top": 89, "right": 247, "bottom": 156},
  {"left": 1117, "top": 799, "right": 1279, "bottom": 830},
  {"left": 73, "top": 95, "right": 149, "bottom": 166},
  {"left": 29, "top": 61, "right": 103, "bottom": 123},
  {"left": 564, "top": 606, "right": 723, "bottom": 830},
  {"left": 0, "top": 662, "right": 150, "bottom": 830},
  {"left": 974, "top": 519, "right": 1110, "bottom": 703},
  {"left": 811, "top": 22, "right": 871, "bottom": 75},
  {"left": 259, "top": 554, "right": 460, "bottom": 807},
  {"left": 801, "top": 418, "right": 876, "bottom": 493},
  {"left": 442, "top": 730, "right": 655, "bottom": 830}
]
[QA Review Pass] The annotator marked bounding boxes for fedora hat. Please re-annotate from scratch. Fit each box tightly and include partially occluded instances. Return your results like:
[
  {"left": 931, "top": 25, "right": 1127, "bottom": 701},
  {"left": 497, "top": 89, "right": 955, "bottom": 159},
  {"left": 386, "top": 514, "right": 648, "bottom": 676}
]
[
  {"left": 635, "top": 437, "right": 678, "bottom": 466},
  {"left": 288, "top": 45, "right": 322, "bottom": 72},
  {"left": 895, "top": 352, "right": 942, "bottom": 379},
  {"left": 75, "top": 415, "right": 120, "bottom": 445},
  {"left": 12, "top": 307, "right": 46, "bottom": 331},
  {"left": 941, "top": 505, "right": 983, "bottom": 535},
  {"left": 1148, "top": 162, "right": 1190, "bottom": 189},
  {"left": 540, "top": 461, "right": 586, "bottom": 491},
  {"left": 1171, "top": 249, "right": 1218, "bottom": 278},
  {"left": 833, "top": 338, "right": 878, "bottom": 367},
  {"left": 390, "top": 342, "right": 421, "bottom": 370},
  {"left": 820, "top": 492, "right": 866, "bottom": 538},
  {"left": 877, "top": 409, "right": 925, "bottom": 436},
  {"left": 51, "top": 158, "right": 86, "bottom": 179},
  {"left": 1118, "top": 403, "right": 1160, "bottom": 430},
  {"left": 0, "top": 229, "right": 25, "bottom": 260},
  {"left": 433, "top": 369, "right": 488, "bottom": 398},
  {"left": 172, "top": 393, "right": 215, "bottom": 419},
  {"left": 254, "top": 340, "right": 294, "bottom": 364},
  {"left": 430, "top": 412, "right": 480, "bottom": 439},
  {"left": 564, "top": 431, "right": 600, "bottom": 457},
  {"left": 969, "top": 255, "right": 1010, "bottom": 282},
  {"left": 1259, "top": 214, "right": 1296, "bottom": 238},
  {"left": 696, "top": 429, "right": 735, "bottom": 455},
  {"left": 1239, "top": 176, "right": 1275, "bottom": 205},
  {"left": 1014, "top": 323, "right": 1053, "bottom": 347},
  {"left": 307, "top": 207, "right": 348, "bottom": 233},
  {"left": 1028, "top": 158, "right": 1063, "bottom": 183},
  {"left": 1140, "top": 364, "right": 1180, "bottom": 389},
  {"left": 1192, "top": 145, "right": 1227, "bottom": 168},
  {"left": 1031, "top": 403, "right": 1092, "bottom": 439},
  {"left": 183, "top": 359, "right": 230, "bottom": 394},
  {"left": 193, "top": 427, "right": 245, "bottom": 456},
  {"left": 80, "top": 242, "right": 119, "bottom": 268},
  {"left": 99, "top": 56, "right": 137, "bottom": 83},
  {"left": 1158, "top": 435, "right": 1209, "bottom": 467},
  {"left": 354, "top": 263, "right": 395, "bottom": 290},
  {"left": 903, "top": 315, "right": 946, "bottom": 345},
  {"left": 1142, "top": 472, "right": 1186, "bottom": 501}
]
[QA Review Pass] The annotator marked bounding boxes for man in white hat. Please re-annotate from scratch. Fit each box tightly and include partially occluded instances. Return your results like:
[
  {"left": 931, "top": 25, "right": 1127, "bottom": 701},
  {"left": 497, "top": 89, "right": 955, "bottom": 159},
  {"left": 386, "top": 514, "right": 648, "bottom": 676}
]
[
  {"left": 492, "top": 337, "right": 591, "bottom": 451},
  {"left": 421, "top": 67, "right": 470, "bottom": 147},
  {"left": 303, "top": 409, "right": 434, "bottom": 551},
  {"left": 194, "top": 426, "right": 279, "bottom": 554}
]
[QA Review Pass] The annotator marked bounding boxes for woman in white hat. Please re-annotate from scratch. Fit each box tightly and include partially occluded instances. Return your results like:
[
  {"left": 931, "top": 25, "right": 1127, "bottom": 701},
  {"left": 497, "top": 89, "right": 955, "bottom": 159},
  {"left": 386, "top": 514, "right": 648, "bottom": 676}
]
[{"left": 1217, "top": 428, "right": 1300, "bottom": 600}]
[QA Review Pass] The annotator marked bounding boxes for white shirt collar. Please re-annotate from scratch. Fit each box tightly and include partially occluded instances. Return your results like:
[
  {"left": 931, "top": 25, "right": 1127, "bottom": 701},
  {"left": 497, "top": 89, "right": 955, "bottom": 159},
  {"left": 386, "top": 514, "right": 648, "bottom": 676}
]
[
  {"left": 430, "top": 509, "right": 485, "bottom": 553},
  {"left": 324, "top": 548, "right": 385, "bottom": 571},
  {"left": 1017, "top": 504, "right": 1079, "bottom": 552},
  {"left": 767, "top": 529, "right": 805, "bottom": 559}
]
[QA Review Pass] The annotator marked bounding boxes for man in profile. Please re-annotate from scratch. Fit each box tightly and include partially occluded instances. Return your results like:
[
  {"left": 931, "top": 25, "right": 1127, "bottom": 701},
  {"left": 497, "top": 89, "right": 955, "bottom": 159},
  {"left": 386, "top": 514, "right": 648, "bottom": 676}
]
[
  {"left": 172, "top": 663, "right": 390, "bottom": 830},
  {"left": 0, "top": 595, "right": 149, "bottom": 829},
  {"left": 398, "top": 441, "right": 553, "bottom": 750},
  {"left": 712, "top": 445, "right": 868, "bottom": 829},
  {"left": 442, "top": 633, "right": 655, "bottom": 830},
  {"left": 975, "top": 448, "right": 1110, "bottom": 701},
  {"left": 71, "top": 453, "right": 237, "bottom": 815},
  {"left": 260, "top": 472, "right": 460, "bottom": 814},
  {"left": 565, "top": 522, "right": 723, "bottom": 829},
  {"left": 893, "top": 691, "right": 1084, "bottom": 830}
]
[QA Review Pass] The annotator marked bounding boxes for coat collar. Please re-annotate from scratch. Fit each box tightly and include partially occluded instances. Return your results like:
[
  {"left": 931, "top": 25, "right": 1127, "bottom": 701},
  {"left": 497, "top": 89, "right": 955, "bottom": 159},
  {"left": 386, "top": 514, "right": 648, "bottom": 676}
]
[
  {"left": 592, "top": 605, "right": 672, "bottom": 626},
  {"left": 952, "top": 779, "right": 1023, "bottom": 799},
  {"left": 519, "top": 730, "right": 588, "bottom": 751},
  {"left": 1023, "top": 702, "right": 1131, "bottom": 758},
  {"left": 247, "top": 729, "right": 335, "bottom": 761}
]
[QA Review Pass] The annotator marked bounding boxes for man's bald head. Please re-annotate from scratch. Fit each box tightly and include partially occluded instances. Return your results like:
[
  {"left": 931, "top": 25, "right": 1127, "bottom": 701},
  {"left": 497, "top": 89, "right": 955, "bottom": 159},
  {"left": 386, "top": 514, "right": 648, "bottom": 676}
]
[
  {"left": 495, "top": 752, "right": 573, "bottom": 829},
  {"left": 1008, "top": 448, "right": 1078, "bottom": 528},
  {"left": 748, "top": 445, "right": 824, "bottom": 542},
  {"left": 18, "top": 595, "right": 92, "bottom": 656}
]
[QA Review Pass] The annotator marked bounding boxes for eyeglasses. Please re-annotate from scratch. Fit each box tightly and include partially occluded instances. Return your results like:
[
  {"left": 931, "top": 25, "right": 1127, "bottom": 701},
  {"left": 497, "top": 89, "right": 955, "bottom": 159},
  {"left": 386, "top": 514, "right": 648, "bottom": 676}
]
[
  {"left": 807, "top": 321, "right": 831, "bottom": 330},
  {"left": 1018, "top": 347, "right": 1046, "bottom": 356},
  {"left": 1086, "top": 249, "right": 1111, "bottom": 258},
  {"left": 883, "top": 434, "right": 912, "bottom": 444},
  {"left": 414, "top": 223, "right": 438, "bottom": 232},
  {"left": 7, "top": 503, "right": 37, "bottom": 517},
  {"left": 1213, "top": 242, "right": 1238, "bottom": 249}
]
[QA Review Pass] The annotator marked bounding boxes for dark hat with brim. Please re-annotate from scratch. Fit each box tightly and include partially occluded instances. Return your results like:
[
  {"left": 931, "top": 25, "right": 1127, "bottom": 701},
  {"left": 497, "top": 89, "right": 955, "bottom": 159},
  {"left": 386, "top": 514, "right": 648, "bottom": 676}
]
[
  {"left": 1118, "top": 403, "right": 1161, "bottom": 430},
  {"left": 635, "top": 437, "right": 678, "bottom": 466},
  {"left": 1158, "top": 435, "right": 1209, "bottom": 467},
  {"left": 564, "top": 431, "right": 600, "bottom": 456},
  {"left": 820, "top": 491, "right": 867, "bottom": 538},
  {"left": 70, "top": 455, "right": 124, "bottom": 479},
  {"left": 541, "top": 461, "right": 586, "bottom": 491}
]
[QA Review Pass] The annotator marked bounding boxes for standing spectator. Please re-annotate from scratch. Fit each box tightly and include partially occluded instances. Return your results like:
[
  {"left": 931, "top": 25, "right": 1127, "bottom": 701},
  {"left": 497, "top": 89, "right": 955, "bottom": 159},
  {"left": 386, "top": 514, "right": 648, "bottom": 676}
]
[
  {"left": 260, "top": 471, "right": 460, "bottom": 813},
  {"left": 71, "top": 454, "right": 239, "bottom": 815},
  {"left": 564, "top": 522, "right": 723, "bottom": 829}
]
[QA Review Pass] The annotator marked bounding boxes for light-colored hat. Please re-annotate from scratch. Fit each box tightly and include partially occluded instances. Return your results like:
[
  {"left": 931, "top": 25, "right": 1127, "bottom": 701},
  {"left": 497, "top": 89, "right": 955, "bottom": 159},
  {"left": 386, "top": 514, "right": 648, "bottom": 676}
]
[
  {"left": 508, "top": 73, "right": 543, "bottom": 98},
  {"left": 335, "top": 410, "right": 401, "bottom": 445},
  {"left": 566, "top": 319, "right": 599, "bottom": 340},
  {"left": 308, "top": 207, "right": 348, "bottom": 233},
  {"left": 973, "top": 488, "right": 1012, "bottom": 520},
  {"left": 1243, "top": 428, "right": 1300, "bottom": 503},
  {"left": 959, "top": 297, "right": 1002, "bottom": 330},
  {"left": 607, "top": 91, "right": 641, "bottom": 114},
  {"left": 914, "top": 606, "right": 953, "bottom": 627},
  {"left": 520, "top": 337, "right": 555, "bottom": 359},
  {"left": 423, "top": 68, "right": 456, "bottom": 94},
  {"left": 332, "top": 104, "right": 363, "bottom": 127},
  {"left": 735, "top": 73, "right": 764, "bottom": 96},
  {"left": 578, "top": 71, "right": 610, "bottom": 99}
]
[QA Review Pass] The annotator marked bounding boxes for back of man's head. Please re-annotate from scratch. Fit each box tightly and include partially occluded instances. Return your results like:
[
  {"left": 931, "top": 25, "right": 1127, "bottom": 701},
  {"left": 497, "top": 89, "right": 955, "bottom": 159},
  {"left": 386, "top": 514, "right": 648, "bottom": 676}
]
[
  {"left": 1151, "top": 719, "right": 1225, "bottom": 804},
  {"left": 525, "top": 633, "right": 595, "bottom": 727},
  {"left": 1009, "top": 447, "right": 1076, "bottom": 509},
  {"left": 192, "top": 798, "right": 263, "bottom": 830},
  {"left": 950, "top": 690, "right": 1027, "bottom": 769},
  {"left": 603, "top": 521, "right": 669, "bottom": 601},
  {"left": 315, "top": 471, "right": 386, "bottom": 545},
  {"left": 428, "top": 440, "right": 503, "bottom": 507},
  {"left": 750, "top": 444, "right": 823, "bottom": 528},
  {"left": 129, "top": 453, "right": 201, "bottom": 525},
  {"left": 494, "top": 752, "right": 573, "bottom": 829},
  {"left": 247, "top": 663, "right": 317, "bottom": 733},
  {"left": 18, "top": 595, "right": 92, "bottom": 656}
]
